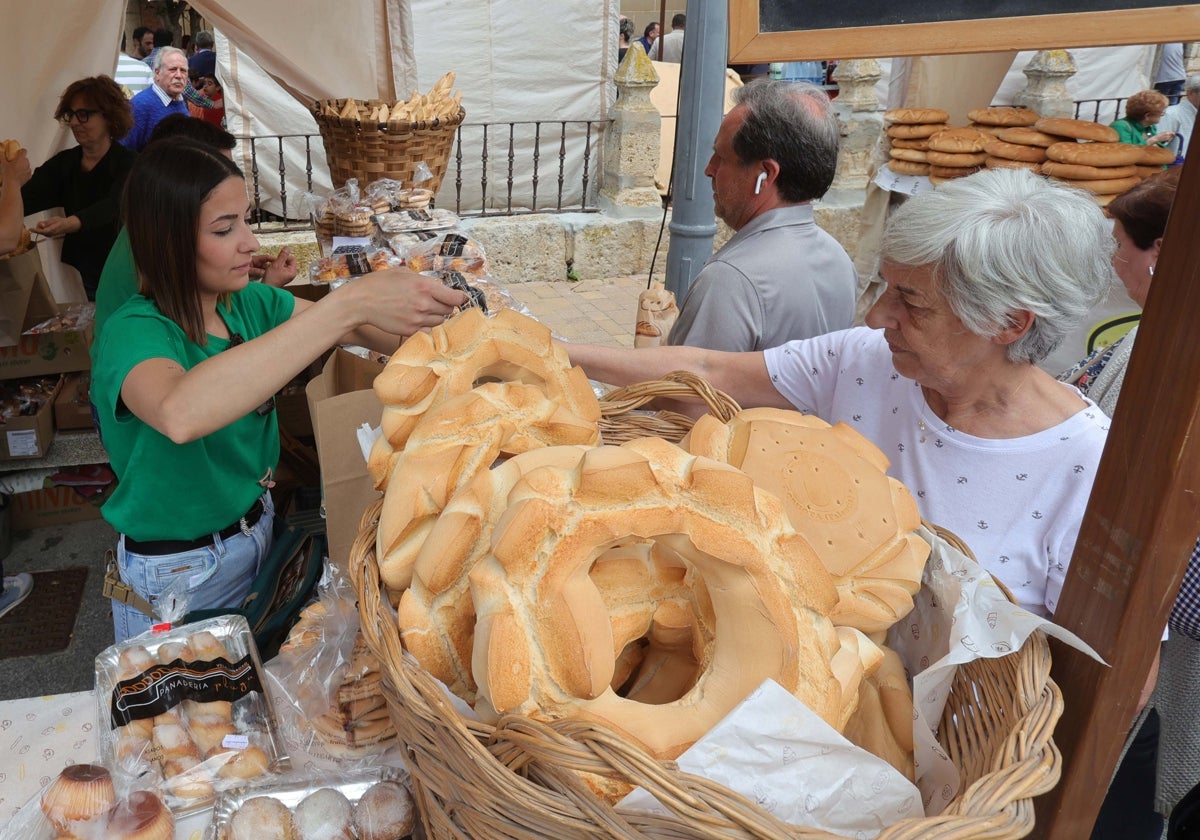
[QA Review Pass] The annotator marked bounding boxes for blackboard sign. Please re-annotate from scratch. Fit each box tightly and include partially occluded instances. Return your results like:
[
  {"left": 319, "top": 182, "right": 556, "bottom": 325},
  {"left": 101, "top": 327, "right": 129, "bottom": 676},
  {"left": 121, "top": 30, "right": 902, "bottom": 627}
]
[{"left": 730, "top": 0, "right": 1200, "bottom": 62}]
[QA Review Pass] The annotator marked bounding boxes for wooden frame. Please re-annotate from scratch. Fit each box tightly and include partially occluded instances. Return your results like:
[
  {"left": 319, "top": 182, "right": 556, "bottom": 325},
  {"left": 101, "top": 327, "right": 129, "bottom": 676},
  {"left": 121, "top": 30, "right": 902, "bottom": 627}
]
[{"left": 728, "top": 0, "right": 1200, "bottom": 62}]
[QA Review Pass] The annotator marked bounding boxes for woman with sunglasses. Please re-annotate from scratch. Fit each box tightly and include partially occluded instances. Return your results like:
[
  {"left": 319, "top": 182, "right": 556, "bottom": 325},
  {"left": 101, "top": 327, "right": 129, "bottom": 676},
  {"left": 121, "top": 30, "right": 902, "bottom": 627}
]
[
  {"left": 20, "top": 75, "right": 135, "bottom": 299},
  {"left": 92, "top": 141, "right": 467, "bottom": 642}
]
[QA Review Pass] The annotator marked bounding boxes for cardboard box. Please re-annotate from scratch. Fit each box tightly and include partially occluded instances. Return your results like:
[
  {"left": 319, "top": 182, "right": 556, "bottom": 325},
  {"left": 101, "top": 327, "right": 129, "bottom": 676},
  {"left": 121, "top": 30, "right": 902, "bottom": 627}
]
[
  {"left": 0, "top": 248, "right": 59, "bottom": 347},
  {"left": 305, "top": 349, "right": 385, "bottom": 571},
  {"left": 0, "top": 376, "right": 62, "bottom": 461},
  {"left": 0, "top": 323, "right": 94, "bottom": 380},
  {"left": 54, "top": 372, "right": 94, "bottom": 431},
  {"left": 9, "top": 484, "right": 107, "bottom": 530}
]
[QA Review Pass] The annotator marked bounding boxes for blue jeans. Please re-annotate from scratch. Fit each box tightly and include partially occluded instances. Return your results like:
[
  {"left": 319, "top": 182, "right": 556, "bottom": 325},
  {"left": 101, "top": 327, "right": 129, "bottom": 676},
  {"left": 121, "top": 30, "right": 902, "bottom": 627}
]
[{"left": 111, "top": 493, "right": 275, "bottom": 642}]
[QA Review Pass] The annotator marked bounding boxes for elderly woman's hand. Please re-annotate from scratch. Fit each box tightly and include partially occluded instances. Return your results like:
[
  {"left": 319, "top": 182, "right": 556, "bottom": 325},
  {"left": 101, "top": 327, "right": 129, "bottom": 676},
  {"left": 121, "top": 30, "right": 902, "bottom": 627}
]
[
  {"left": 33, "top": 215, "right": 82, "bottom": 237},
  {"left": 1149, "top": 130, "right": 1176, "bottom": 147}
]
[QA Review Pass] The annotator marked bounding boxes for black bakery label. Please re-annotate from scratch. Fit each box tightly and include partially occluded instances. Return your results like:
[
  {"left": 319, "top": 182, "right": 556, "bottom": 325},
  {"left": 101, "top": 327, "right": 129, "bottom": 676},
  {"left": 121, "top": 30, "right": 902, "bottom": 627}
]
[{"left": 108, "top": 656, "right": 263, "bottom": 728}]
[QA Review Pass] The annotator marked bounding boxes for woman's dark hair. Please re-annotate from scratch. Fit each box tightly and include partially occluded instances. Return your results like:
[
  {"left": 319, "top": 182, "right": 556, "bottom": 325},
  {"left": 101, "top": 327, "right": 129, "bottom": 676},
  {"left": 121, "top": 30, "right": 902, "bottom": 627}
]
[
  {"left": 1107, "top": 166, "right": 1180, "bottom": 250},
  {"left": 54, "top": 76, "right": 134, "bottom": 141},
  {"left": 123, "top": 140, "right": 243, "bottom": 345}
]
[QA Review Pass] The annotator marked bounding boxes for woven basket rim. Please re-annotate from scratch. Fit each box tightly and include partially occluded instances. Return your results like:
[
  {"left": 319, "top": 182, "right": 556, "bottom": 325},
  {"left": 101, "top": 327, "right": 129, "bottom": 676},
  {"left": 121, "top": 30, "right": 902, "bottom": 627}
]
[
  {"left": 312, "top": 97, "right": 467, "bottom": 134},
  {"left": 350, "top": 410, "right": 1064, "bottom": 838}
]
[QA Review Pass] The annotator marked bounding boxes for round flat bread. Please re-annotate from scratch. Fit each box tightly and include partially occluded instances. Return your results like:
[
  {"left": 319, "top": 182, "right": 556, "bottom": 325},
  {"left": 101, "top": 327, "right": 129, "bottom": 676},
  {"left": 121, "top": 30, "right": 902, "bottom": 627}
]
[
  {"left": 889, "top": 148, "right": 928, "bottom": 163},
  {"left": 1040, "top": 160, "right": 1138, "bottom": 181},
  {"left": 887, "top": 159, "right": 931, "bottom": 176},
  {"left": 926, "top": 150, "right": 988, "bottom": 167},
  {"left": 1057, "top": 175, "right": 1141, "bottom": 195},
  {"left": 1034, "top": 118, "right": 1119, "bottom": 143},
  {"left": 929, "top": 164, "right": 982, "bottom": 179},
  {"left": 1045, "top": 141, "right": 1146, "bottom": 167},
  {"left": 883, "top": 107, "right": 950, "bottom": 125},
  {"left": 926, "top": 128, "right": 990, "bottom": 154},
  {"left": 984, "top": 139, "right": 1048, "bottom": 162},
  {"left": 1140, "top": 145, "right": 1177, "bottom": 166},
  {"left": 889, "top": 137, "right": 930, "bottom": 150},
  {"left": 993, "top": 127, "right": 1072, "bottom": 148},
  {"left": 887, "top": 122, "right": 950, "bottom": 140},
  {"left": 967, "top": 107, "right": 1039, "bottom": 127}
]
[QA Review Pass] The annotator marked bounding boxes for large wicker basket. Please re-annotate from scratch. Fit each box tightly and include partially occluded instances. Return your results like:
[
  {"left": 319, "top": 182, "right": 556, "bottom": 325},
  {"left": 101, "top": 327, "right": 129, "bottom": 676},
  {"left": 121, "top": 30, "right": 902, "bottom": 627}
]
[
  {"left": 349, "top": 378, "right": 1065, "bottom": 839},
  {"left": 312, "top": 98, "right": 465, "bottom": 192}
]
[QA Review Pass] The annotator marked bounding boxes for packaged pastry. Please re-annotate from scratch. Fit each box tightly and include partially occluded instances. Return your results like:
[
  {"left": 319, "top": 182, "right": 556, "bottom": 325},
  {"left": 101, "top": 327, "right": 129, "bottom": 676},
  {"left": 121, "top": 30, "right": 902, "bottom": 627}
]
[
  {"left": 204, "top": 769, "right": 416, "bottom": 840},
  {"left": 94, "top": 615, "right": 287, "bottom": 815},
  {"left": 309, "top": 247, "right": 402, "bottom": 284},
  {"left": 372, "top": 207, "right": 458, "bottom": 234},
  {"left": 2, "top": 766, "right": 176, "bottom": 840},
  {"left": 403, "top": 232, "right": 488, "bottom": 276}
]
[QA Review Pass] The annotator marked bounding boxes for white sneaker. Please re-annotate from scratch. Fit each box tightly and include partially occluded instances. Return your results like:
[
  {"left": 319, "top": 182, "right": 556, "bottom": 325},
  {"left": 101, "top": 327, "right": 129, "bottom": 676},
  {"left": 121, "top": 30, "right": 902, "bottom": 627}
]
[{"left": 0, "top": 573, "right": 33, "bottom": 620}]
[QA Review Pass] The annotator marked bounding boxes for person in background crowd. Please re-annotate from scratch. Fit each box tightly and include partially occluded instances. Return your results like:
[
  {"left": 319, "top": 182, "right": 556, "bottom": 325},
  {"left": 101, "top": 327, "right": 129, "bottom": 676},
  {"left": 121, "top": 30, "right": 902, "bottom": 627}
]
[
  {"left": 1158, "top": 75, "right": 1199, "bottom": 159},
  {"left": 1111, "top": 90, "right": 1176, "bottom": 147},
  {"left": 659, "top": 13, "right": 685, "bottom": 64},
  {"left": 122, "top": 47, "right": 190, "bottom": 152},
  {"left": 95, "top": 115, "right": 296, "bottom": 343},
  {"left": 187, "top": 49, "right": 225, "bottom": 128},
  {"left": 1154, "top": 42, "right": 1186, "bottom": 101},
  {"left": 131, "top": 26, "right": 154, "bottom": 61},
  {"left": 93, "top": 141, "right": 467, "bottom": 642},
  {"left": 566, "top": 167, "right": 1114, "bottom": 622},
  {"left": 115, "top": 33, "right": 154, "bottom": 97},
  {"left": 189, "top": 30, "right": 215, "bottom": 73},
  {"left": 1057, "top": 168, "right": 1199, "bottom": 839},
  {"left": 142, "top": 27, "right": 174, "bottom": 68},
  {"left": 618, "top": 16, "right": 634, "bottom": 63},
  {"left": 180, "top": 34, "right": 192, "bottom": 55},
  {"left": 666, "top": 78, "right": 855, "bottom": 353},
  {"left": 636, "top": 21, "right": 659, "bottom": 58},
  {"left": 20, "top": 75, "right": 135, "bottom": 300}
]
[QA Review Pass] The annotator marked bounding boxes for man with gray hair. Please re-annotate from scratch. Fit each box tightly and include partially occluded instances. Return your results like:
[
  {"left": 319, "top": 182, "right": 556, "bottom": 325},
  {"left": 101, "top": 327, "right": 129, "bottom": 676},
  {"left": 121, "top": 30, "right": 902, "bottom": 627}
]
[
  {"left": 667, "top": 78, "right": 856, "bottom": 351},
  {"left": 1158, "top": 74, "right": 1200, "bottom": 159},
  {"left": 122, "top": 47, "right": 191, "bottom": 151}
]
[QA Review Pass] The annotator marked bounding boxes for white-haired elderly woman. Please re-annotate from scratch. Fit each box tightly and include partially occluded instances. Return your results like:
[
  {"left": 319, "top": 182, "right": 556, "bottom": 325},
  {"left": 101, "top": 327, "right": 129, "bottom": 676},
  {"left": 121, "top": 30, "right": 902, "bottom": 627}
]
[{"left": 565, "top": 168, "right": 1115, "bottom": 619}]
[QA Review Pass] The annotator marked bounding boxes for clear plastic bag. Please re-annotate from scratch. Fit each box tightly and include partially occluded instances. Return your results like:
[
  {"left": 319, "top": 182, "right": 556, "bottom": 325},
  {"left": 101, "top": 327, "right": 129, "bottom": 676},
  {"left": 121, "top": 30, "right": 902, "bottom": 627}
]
[
  {"left": 403, "top": 232, "right": 488, "bottom": 276},
  {"left": 93, "top": 615, "right": 287, "bottom": 815}
]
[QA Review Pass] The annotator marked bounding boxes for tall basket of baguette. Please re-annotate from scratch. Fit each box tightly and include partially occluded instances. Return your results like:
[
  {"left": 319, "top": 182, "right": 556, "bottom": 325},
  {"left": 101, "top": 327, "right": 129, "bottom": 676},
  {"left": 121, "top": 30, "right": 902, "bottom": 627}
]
[
  {"left": 349, "top": 377, "right": 1064, "bottom": 839},
  {"left": 312, "top": 96, "right": 464, "bottom": 193}
]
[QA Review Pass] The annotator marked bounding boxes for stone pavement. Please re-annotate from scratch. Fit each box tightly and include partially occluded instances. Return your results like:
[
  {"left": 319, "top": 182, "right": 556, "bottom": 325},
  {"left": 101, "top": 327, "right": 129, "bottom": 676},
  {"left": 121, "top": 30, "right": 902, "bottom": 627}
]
[{"left": 502, "top": 275, "right": 660, "bottom": 347}]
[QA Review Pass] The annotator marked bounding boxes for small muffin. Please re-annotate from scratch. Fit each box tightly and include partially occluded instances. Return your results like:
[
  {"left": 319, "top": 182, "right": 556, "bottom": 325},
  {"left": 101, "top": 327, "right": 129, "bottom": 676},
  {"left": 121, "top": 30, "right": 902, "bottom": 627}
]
[
  {"left": 353, "top": 780, "right": 415, "bottom": 840},
  {"left": 229, "top": 796, "right": 295, "bottom": 840},
  {"left": 106, "top": 790, "right": 174, "bottom": 840},
  {"left": 40, "top": 764, "right": 117, "bottom": 828},
  {"left": 293, "top": 788, "right": 354, "bottom": 840}
]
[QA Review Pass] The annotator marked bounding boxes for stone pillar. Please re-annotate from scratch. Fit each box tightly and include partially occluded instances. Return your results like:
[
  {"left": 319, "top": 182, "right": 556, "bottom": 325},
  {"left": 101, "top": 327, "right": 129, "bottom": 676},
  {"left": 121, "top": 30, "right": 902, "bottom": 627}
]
[
  {"left": 1185, "top": 43, "right": 1200, "bottom": 77},
  {"left": 598, "top": 47, "right": 663, "bottom": 217},
  {"left": 1015, "top": 50, "right": 1078, "bottom": 119},
  {"left": 829, "top": 59, "right": 883, "bottom": 193}
]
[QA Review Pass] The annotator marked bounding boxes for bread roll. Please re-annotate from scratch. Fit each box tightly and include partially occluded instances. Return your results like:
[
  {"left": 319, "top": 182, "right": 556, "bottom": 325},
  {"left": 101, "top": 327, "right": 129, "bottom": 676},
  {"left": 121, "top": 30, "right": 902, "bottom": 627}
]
[
  {"left": 983, "top": 139, "right": 1048, "bottom": 163},
  {"left": 1056, "top": 175, "right": 1141, "bottom": 195},
  {"left": 1040, "top": 161, "right": 1138, "bottom": 181},
  {"left": 926, "top": 127, "right": 990, "bottom": 154},
  {"left": 926, "top": 150, "right": 987, "bottom": 167},
  {"left": 887, "top": 159, "right": 931, "bottom": 176},
  {"left": 889, "top": 148, "right": 928, "bottom": 163},
  {"left": 886, "top": 122, "right": 950, "bottom": 140},
  {"left": 929, "top": 164, "right": 982, "bottom": 179},
  {"left": 993, "top": 126, "right": 1071, "bottom": 148}
]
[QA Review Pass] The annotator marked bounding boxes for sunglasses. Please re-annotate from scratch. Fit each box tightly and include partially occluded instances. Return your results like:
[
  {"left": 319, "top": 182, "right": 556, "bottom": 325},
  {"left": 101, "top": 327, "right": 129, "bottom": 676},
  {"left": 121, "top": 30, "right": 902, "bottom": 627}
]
[
  {"left": 228, "top": 333, "right": 277, "bottom": 417},
  {"left": 59, "top": 108, "right": 97, "bottom": 125}
]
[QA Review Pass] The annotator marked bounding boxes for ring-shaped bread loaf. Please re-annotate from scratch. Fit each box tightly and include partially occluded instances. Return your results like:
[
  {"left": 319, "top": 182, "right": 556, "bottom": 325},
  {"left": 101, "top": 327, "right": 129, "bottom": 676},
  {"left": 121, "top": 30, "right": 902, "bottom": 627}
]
[
  {"left": 883, "top": 107, "right": 949, "bottom": 125},
  {"left": 683, "top": 408, "right": 929, "bottom": 634},
  {"left": 1040, "top": 161, "right": 1139, "bottom": 181},
  {"left": 376, "top": 383, "right": 599, "bottom": 592},
  {"left": 1140, "top": 145, "right": 1177, "bottom": 166},
  {"left": 468, "top": 437, "right": 878, "bottom": 760},
  {"left": 984, "top": 139, "right": 1048, "bottom": 163},
  {"left": 373, "top": 307, "right": 600, "bottom": 451},
  {"left": 967, "top": 107, "right": 1039, "bottom": 127},
  {"left": 926, "top": 128, "right": 990, "bottom": 154}
]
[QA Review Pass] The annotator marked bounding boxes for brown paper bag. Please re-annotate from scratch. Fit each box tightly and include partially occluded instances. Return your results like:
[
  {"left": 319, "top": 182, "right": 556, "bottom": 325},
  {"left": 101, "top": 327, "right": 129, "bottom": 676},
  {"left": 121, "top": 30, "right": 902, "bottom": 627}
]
[
  {"left": 0, "top": 248, "right": 59, "bottom": 347},
  {"left": 634, "top": 284, "right": 678, "bottom": 348}
]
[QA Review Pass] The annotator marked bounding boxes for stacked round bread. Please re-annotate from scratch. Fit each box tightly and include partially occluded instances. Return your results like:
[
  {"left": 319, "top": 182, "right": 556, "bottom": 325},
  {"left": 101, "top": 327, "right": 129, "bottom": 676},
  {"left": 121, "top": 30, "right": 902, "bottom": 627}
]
[
  {"left": 882, "top": 108, "right": 950, "bottom": 177},
  {"left": 923, "top": 127, "right": 991, "bottom": 184},
  {"left": 370, "top": 309, "right": 930, "bottom": 787},
  {"left": 983, "top": 124, "right": 1067, "bottom": 173},
  {"left": 1025, "top": 117, "right": 1142, "bottom": 204}
]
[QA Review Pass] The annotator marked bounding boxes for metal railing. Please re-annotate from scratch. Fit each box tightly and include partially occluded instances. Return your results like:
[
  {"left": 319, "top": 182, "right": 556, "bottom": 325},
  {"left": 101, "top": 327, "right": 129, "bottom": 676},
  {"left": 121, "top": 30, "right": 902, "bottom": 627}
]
[
  {"left": 1074, "top": 97, "right": 1127, "bottom": 125},
  {"left": 235, "top": 118, "right": 609, "bottom": 231}
]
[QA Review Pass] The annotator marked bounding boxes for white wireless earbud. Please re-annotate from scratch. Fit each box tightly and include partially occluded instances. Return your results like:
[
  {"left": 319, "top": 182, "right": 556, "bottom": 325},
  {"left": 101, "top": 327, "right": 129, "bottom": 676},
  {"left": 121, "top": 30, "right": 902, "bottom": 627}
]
[{"left": 754, "top": 172, "right": 767, "bottom": 195}]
